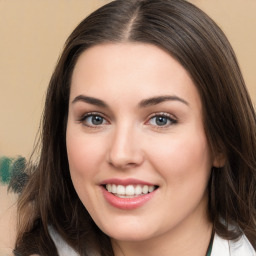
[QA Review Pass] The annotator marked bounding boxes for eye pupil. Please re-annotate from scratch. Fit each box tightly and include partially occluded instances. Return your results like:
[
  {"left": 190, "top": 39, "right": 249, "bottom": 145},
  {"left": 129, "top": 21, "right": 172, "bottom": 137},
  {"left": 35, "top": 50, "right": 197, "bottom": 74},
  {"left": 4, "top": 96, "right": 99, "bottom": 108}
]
[
  {"left": 92, "top": 116, "right": 103, "bottom": 125},
  {"left": 156, "top": 116, "right": 167, "bottom": 126}
]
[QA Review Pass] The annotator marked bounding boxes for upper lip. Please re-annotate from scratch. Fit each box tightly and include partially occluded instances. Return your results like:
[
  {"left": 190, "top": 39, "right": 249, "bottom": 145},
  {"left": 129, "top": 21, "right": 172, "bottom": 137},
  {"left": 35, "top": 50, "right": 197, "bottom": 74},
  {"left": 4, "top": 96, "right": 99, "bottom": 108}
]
[{"left": 100, "top": 178, "right": 156, "bottom": 186}]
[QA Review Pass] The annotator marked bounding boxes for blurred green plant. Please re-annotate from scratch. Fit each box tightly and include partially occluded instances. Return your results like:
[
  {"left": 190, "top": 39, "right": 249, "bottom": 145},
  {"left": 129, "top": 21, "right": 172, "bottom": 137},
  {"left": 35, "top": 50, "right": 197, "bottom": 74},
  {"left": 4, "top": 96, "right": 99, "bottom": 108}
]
[{"left": 0, "top": 156, "right": 28, "bottom": 194}]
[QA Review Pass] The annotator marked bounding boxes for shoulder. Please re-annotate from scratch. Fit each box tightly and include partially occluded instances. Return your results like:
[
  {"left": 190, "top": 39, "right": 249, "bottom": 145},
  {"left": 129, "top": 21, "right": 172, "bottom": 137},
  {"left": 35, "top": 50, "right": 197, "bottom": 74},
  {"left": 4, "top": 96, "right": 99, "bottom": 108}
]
[{"left": 212, "top": 233, "right": 256, "bottom": 256}]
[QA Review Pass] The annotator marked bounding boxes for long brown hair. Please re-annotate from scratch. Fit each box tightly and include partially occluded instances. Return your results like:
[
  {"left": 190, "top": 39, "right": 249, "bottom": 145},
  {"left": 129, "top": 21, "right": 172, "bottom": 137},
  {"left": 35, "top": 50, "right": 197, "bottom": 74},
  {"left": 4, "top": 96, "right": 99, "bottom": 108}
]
[{"left": 15, "top": 0, "right": 256, "bottom": 255}]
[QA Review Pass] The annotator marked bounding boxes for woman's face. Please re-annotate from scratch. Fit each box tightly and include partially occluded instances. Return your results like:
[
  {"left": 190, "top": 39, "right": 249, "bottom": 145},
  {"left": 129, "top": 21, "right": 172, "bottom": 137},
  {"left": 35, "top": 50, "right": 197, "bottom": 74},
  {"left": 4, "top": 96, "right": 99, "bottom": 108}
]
[{"left": 66, "top": 43, "right": 217, "bottom": 243}]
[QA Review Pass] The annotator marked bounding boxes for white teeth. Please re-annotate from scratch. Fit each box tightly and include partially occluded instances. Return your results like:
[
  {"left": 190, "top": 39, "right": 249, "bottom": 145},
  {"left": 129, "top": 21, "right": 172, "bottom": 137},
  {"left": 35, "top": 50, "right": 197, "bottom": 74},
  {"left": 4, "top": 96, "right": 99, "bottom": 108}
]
[
  {"left": 106, "top": 184, "right": 112, "bottom": 193},
  {"left": 112, "top": 184, "right": 117, "bottom": 193},
  {"left": 117, "top": 185, "right": 125, "bottom": 195},
  {"left": 105, "top": 184, "right": 156, "bottom": 197},
  {"left": 135, "top": 185, "right": 142, "bottom": 195},
  {"left": 126, "top": 185, "right": 134, "bottom": 196},
  {"left": 142, "top": 185, "right": 149, "bottom": 194},
  {"left": 149, "top": 185, "right": 154, "bottom": 193}
]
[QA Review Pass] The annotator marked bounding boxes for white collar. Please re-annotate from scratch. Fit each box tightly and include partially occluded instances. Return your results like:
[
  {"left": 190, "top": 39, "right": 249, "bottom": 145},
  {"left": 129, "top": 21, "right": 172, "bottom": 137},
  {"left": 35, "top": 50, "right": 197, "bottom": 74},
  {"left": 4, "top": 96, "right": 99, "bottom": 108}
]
[
  {"left": 48, "top": 226, "right": 79, "bottom": 256},
  {"left": 49, "top": 226, "right": 255, "bottom": 256},
  {"left": 211, "top": 233, "right": 255, "bottom": 256},
  {"left": 48, "top": 226, "right": 100, "bottom": 256}
]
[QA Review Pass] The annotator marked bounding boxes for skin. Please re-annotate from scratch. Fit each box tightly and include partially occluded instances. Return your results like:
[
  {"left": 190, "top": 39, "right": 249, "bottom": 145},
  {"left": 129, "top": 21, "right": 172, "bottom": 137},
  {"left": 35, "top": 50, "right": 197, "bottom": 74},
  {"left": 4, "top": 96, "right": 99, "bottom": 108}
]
[{"left": 66, "top": 43, "right": 219, "bottom": 256}]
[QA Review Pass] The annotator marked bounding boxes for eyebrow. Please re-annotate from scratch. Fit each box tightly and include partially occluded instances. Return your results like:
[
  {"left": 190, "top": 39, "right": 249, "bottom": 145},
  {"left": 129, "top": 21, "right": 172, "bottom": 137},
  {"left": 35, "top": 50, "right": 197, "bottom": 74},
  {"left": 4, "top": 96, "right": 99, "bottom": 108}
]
[
  {"left": 139, "top": 95, "right": 189, "bottom": 108},
  {"left": 72, "top": 94, "right": 189, "bottom": 108},
  {"left": 72, "top": 95, "right": 108, "bottom": 108}
]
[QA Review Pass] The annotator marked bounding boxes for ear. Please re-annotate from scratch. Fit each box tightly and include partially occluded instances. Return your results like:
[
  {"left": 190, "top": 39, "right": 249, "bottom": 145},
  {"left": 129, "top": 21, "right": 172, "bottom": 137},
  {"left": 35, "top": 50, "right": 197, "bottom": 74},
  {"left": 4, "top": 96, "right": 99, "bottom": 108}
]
[{"left": 212, "top": 152, "right": 226, "bottom": 168}]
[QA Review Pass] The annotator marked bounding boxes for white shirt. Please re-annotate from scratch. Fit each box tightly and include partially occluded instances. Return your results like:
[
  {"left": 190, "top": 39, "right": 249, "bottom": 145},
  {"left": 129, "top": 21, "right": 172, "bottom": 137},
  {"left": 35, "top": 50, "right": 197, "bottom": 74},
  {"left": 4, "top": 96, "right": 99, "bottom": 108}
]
[
  {"left": 49, "top": 226, "right": 256, "bottom": 256},
  {"left": 212, "top": 233, "right": 255, "bottom": 256}
]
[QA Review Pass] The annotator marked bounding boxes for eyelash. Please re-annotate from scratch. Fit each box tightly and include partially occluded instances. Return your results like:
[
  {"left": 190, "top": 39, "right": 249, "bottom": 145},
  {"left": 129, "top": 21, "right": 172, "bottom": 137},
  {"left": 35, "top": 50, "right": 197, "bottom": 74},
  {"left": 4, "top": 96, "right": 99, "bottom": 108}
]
[
  {"left": 146, "top": 112, "right": 177, "bottom": 129},
  {"left": 78, "top": 112, "right": 109, "bottom": 128},
  {"left": 78, "top": 112, "right": 177, "bottom": 129}
]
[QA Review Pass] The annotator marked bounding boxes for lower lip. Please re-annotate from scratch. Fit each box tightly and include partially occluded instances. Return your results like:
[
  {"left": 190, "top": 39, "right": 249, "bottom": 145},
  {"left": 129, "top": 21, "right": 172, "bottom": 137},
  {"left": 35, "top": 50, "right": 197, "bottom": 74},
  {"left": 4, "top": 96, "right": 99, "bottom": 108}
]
[{"left": 101, "top": 186, "right": 157, "bottom": 210}]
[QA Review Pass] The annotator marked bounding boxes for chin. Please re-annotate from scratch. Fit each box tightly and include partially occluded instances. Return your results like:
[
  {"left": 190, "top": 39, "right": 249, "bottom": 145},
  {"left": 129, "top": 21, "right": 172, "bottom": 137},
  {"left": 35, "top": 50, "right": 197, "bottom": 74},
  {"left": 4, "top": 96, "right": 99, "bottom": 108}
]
[
  {"left": 108, "top": 231, "right": 152, "bottom": 242},
  {"left": 99, "top": 221, "right": 157, "bottom": 242}
]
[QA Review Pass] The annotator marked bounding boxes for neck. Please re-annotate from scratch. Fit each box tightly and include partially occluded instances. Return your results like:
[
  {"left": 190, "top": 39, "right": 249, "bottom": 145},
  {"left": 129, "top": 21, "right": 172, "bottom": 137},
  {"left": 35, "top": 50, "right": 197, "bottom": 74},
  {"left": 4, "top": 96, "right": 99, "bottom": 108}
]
[{"left": 112, "top": 203, "right": 212, "bottom": 256}]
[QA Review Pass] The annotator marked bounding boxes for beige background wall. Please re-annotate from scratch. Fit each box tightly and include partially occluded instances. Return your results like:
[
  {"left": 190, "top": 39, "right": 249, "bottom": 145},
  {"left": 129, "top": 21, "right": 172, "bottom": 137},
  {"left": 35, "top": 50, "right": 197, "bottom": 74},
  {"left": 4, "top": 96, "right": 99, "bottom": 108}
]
[{"left": 0, "top": 0, "right": 255, "bottom": 158}]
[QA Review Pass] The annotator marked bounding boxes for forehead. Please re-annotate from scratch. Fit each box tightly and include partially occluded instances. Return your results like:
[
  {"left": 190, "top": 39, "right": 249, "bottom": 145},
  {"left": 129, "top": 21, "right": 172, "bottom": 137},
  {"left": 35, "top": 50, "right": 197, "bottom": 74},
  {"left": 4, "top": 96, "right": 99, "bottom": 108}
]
[{"left": 70, "top": 42, "right": 201, "bottom": 109}]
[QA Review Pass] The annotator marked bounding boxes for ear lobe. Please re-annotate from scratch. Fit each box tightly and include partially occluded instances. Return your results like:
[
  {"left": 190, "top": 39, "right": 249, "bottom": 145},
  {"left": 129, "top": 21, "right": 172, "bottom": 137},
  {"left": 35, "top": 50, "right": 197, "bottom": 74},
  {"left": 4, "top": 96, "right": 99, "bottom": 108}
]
[{"left": 213, "top": 152, "right": 226, "bottom": 168}]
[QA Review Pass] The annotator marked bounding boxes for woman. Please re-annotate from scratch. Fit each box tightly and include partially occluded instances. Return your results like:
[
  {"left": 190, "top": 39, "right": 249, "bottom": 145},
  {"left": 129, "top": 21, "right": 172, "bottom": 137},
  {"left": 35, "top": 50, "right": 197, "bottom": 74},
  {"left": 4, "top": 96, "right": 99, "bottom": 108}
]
[{"left": 14, "top": 0, "right": 256, "bottom": 255}]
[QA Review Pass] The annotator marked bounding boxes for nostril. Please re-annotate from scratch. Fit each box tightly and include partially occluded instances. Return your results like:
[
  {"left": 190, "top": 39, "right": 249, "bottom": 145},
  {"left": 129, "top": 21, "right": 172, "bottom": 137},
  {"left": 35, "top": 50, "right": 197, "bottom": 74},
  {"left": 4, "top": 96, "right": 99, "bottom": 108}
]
[{"left": 107, "top": 157, "right": 138, "bottom": 169}]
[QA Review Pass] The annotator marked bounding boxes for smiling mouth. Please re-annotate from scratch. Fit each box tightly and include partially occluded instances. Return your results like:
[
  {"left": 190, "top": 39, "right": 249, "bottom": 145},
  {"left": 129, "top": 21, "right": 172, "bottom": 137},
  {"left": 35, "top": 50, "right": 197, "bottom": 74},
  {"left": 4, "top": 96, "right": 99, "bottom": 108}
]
[{"left": 103, "top": 184, "right": 159, "bottom": 198}]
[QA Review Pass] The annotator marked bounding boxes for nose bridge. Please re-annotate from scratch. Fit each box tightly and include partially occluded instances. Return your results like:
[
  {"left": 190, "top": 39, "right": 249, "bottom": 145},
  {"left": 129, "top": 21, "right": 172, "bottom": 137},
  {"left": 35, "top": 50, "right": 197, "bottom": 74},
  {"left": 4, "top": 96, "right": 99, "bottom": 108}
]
[{"left": 108, "top": 121, "right": 143, "bottom": 169}]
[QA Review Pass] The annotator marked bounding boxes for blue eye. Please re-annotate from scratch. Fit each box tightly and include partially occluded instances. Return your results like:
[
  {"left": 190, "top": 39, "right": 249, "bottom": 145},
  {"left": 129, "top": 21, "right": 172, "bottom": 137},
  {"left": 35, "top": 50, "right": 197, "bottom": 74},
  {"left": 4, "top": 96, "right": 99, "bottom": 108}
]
[
  {"left": 148, "top": 114, "right": 176, "bottom": 127},
  {"left": 80, "top": 113, "right": 108, "bottom": 127}
]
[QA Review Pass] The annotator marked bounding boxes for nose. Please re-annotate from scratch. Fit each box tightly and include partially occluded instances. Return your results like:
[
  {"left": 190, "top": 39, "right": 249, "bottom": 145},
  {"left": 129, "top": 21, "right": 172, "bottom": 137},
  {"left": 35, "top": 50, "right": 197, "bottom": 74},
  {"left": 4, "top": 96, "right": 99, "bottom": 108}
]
[{"left": 107, "top": 124, "right": 144, "bottom": 169}]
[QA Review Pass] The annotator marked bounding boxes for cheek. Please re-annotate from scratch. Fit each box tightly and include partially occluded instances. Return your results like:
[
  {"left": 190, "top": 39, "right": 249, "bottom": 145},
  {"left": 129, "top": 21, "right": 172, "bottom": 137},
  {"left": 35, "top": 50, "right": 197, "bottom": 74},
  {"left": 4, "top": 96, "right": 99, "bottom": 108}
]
[
  {"left": 147, "top": 132, "right": 212, "bottom": 187},
  {"left": 147, "top": 134, "right": 212, "bottom": 223},
  {"left": 66, "top": 128, "right": 105, "bottom": 184},
  {"left": 66, "top": 130, "right": 104, "bottom": 210}
]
